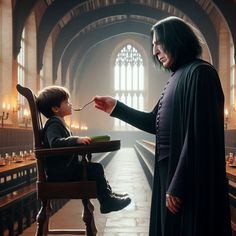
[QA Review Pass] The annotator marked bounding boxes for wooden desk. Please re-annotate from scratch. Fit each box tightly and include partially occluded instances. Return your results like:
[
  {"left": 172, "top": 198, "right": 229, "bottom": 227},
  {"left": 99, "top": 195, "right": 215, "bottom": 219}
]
[
  {"left": 0, "top": 159, "right": 38, "bottom": 235},
  {"left": 0, "top": 159, "right": 36, "bottom": 197},
  {"left": 0, "top": 159, "right": 36, "bottom": 175},
  {"left": 226, "top": 165, "right": 236, "bottom": 182},
  {"left": 226, "top": 165, "right": 236, "bottom": 235}
]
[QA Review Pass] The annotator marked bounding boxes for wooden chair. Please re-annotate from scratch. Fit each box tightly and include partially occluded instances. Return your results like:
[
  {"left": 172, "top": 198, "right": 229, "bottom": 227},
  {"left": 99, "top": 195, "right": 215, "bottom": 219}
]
[{"left": 16, "top": 84, "right": 120, "bottom": 236}]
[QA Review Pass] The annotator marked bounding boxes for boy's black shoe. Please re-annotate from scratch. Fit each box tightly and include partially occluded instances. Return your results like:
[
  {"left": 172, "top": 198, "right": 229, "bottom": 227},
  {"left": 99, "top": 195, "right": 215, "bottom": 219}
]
[
  {"left": 113, "top": 192, "right": 129, "bottom": 198},
  {"left": 100, "top": 195, "right": 131, "bottom": 214}
]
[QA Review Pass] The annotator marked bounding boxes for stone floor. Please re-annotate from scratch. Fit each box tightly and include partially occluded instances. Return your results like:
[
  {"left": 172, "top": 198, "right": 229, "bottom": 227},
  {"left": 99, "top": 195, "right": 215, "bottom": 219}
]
[{"left": 21, "top": 148, "right": 152, "bottom": 236}]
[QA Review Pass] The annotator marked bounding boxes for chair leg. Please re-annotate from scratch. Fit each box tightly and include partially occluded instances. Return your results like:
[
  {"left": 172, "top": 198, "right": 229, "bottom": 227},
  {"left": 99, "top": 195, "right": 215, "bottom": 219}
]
[
  {"left": 82, "top": 199, "right": 97, "bottom": 236},
  {"left": 35, "top": 200, "right": 52, "bottom": 236}
]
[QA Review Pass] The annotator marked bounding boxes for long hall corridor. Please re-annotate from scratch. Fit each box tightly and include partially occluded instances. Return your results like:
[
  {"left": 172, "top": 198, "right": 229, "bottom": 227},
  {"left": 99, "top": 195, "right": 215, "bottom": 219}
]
[{"left": 21, "top": 148, "right": 152, "bottom": 236}]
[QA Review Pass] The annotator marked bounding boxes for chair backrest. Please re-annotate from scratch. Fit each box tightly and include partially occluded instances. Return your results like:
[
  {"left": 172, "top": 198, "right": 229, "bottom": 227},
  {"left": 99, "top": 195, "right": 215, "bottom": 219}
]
[
  {"left": 16, "top": 84, "right": 48, "bottom": 181},
  {"left": 16, "top": 84, "right": 44, "bottom": 150},
  {"left": 16, "top": 87, "right": 99, "bottom": 236}
]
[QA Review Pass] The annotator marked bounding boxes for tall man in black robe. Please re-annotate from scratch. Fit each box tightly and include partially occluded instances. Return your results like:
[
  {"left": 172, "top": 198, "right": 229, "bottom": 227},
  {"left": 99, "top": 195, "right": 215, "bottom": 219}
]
[{"left": 94, "top": 16, "right": 232, "bottom": 236}]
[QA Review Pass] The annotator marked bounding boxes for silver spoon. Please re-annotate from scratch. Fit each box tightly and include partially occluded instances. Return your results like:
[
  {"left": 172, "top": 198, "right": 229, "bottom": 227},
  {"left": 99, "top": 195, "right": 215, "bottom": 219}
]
[{"left": 73, "top": 99, "right": 94, "bottom": 111}]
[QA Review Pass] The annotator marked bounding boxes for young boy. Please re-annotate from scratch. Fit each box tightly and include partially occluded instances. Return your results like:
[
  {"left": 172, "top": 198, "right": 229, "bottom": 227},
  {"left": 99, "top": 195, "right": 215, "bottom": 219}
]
[{"left": 36, "top": 85, "right": 131, "bottom": 214}]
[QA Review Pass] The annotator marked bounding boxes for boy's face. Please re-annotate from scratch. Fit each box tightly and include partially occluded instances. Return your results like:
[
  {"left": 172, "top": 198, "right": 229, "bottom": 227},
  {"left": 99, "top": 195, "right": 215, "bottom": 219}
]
[{"left": 52, "top": 98, "right": 72, "bottom": 118}]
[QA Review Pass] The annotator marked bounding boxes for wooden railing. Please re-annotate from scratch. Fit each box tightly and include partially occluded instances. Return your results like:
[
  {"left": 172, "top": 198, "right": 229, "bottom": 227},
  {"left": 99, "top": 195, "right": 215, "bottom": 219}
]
[
  {"left": 142, "top": 140, "right": 155, "bottom": 150},
  {"left": 134, "top": 140, "right": 155, "bottom": 189}
]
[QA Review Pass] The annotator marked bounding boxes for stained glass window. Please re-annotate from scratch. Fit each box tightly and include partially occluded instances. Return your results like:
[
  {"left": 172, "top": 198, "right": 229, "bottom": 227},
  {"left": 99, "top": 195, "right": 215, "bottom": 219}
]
[{"left": 114, "top": 44, "right": 144, "bottom": 129}]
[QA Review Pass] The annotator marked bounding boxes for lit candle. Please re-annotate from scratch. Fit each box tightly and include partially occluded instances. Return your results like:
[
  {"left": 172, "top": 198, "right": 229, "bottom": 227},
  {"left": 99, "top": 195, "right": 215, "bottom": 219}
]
[
  {"left": 2, "top": 102, "right": 6, "bottom": 111},
  {"left": 23, "top": 109, "right": 29, "bottom": 117},
  {"left": 7, "top": 104, "right": 10, "bottom": 111},
  {"left": 225, "top": 109, "right": 229, "bottom": 118}
]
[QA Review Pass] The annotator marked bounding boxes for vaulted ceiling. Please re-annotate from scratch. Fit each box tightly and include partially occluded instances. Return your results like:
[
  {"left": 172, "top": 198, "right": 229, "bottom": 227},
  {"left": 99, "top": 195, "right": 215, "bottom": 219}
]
[{"left": 13, "top": 0, "right": 236, "bottom": 82}]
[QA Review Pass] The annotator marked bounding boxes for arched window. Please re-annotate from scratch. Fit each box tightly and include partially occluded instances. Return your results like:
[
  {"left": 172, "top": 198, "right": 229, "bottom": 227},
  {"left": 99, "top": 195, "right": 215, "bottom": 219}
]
[
  {"left": 17, "top": 29, "right": 25, "bottom": 86},
  {"left": 114, "top": 44, "right": 144, "bottom": 129},
  {"left": 17, "top": 28, "right": 25, "bottom": 118},
  {"left": 230, "top": 37, "right": 235, "bottom": 110}
]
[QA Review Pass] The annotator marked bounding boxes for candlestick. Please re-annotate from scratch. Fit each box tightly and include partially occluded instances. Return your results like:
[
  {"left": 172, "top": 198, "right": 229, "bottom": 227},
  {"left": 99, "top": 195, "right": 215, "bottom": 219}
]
[
  {"left": 2, "top": 102, "right": 6, "bottom": 111},
  {"left": 23, "top": 109, "right": 31, "bottom": 128},
  {"left": 225, "top": 108, "right": 229, "bottom": 130},
  {"left": 12, "top": 100, "right": 21, "bottom": 113},
  {"left": 1, "top": 102, "right": 9, "bottom": 127},
  {"left": 0, "top": 111, "right": 9, "bottom": 127}
]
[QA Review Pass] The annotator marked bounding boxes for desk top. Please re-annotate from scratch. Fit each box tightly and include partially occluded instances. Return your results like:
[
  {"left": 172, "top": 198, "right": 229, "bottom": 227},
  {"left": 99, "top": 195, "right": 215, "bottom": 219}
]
[
  {"left": 226, "top": 165, "right": 236, "bottom": 182},
  {"left": 0, "top": 159, "right": 36, "bottom": 176}
]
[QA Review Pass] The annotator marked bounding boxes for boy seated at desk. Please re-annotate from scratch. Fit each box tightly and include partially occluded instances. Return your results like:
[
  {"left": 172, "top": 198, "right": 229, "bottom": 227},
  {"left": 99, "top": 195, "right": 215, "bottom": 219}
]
[{"left": 36, "top": 85, "right": 131, "bottom": 214}]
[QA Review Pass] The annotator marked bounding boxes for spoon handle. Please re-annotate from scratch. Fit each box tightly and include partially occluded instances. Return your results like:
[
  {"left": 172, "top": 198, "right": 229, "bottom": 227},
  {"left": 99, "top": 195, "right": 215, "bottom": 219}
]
[{"left": 73, "top": 99, "right": 94, "bottom": 111}]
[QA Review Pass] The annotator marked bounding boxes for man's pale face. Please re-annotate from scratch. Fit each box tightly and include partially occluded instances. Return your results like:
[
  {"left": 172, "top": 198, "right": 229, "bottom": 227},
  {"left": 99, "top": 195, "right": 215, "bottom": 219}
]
[{"left": 152, "top": 33, "right": 174, "bottom": 69}]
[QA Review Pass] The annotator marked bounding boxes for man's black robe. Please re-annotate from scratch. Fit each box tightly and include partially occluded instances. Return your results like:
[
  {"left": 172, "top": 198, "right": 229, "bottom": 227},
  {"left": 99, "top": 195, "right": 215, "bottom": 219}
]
[{"left": 111, "top": 59, "right": 232, "bottom": 236}]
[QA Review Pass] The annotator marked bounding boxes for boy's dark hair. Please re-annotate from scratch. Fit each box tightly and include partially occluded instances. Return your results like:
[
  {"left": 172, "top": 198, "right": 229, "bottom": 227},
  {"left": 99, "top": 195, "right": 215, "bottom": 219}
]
[
  {"left": 151, "top": 16, "right": 202, "bottom": 70},
  {"left": 36, "top": 85, "right": 70, "bottom": 118}
]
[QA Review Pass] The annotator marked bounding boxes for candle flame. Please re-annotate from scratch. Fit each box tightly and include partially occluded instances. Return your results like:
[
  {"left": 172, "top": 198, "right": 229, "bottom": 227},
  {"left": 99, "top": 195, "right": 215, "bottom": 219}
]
[{"left": 225, "top": 109, "right": 229, "bottom": 117}]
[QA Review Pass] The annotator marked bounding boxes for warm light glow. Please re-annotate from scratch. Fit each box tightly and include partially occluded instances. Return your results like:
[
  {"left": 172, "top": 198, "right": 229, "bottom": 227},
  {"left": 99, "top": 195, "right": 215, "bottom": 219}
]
[
  {"left": 12, "top": 100, "right": 20, "bottom": 112},
  {"left": 1, "top": 102, "right": 10, "bottom": 112},
  {"left": 81, "top": 125, "right": 88, "bottom": 130},
  {"left": 71, "top": 123, "right": 80, "bottom": 130},
  {"left": 225, "top": 108, "right": 229, "bottom": 117},
  {"left": 23, "top": 108, "right": 29, "bottom": 117}
]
